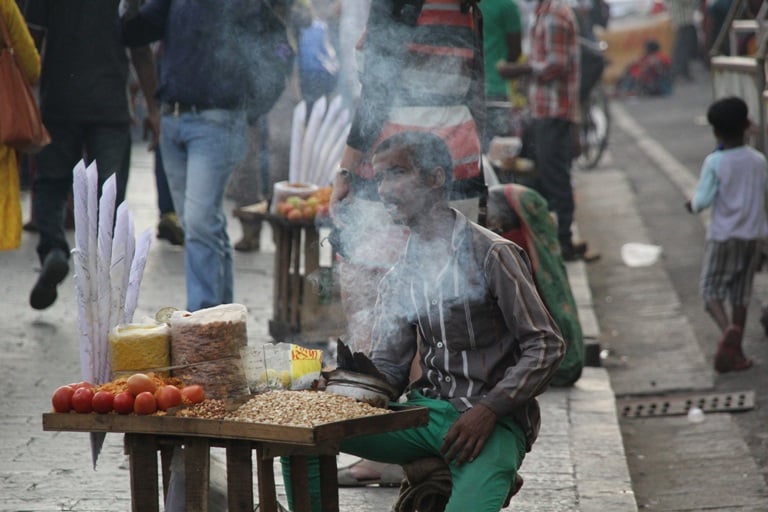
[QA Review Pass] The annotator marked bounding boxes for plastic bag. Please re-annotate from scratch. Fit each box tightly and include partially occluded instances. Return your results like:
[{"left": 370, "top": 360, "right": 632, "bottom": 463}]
[{"left": 244, "top": 342, "right": 323, "bottom": 393}]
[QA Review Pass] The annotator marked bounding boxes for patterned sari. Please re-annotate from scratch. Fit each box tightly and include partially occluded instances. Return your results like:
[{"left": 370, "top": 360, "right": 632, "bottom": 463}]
[{"left": 499, "top": 184, "right": 584, "bottom": 387}]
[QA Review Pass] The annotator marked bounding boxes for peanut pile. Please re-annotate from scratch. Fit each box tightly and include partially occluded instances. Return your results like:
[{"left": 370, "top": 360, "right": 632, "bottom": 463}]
[
  {"left": 175, "top": 399, "right": 229, "bottom": 419},
  {"left": 225, "top": 390, "right": 392, "bottom": 427}
]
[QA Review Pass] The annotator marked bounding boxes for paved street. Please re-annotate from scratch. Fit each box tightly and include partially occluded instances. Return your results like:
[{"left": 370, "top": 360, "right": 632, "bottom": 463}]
[{"left": 578, "top": 63, "right": 768, "bottom": 510}]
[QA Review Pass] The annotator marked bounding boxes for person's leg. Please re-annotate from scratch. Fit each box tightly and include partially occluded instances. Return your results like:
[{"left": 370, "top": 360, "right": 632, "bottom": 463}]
[
  {"left": 672, "top": 25, "right": 692, "bottom": 80},
  {"left": 29, "top": 121, "right": 83, "bottom": 309},
  {"left": 726, "top": 239, "right": 759, "bottom": 365},
  {"left": 532, "top": 118, "right": 576, "bottom": 253},
  {"left": 444, "top": 417, "right": 526, "bottom": 512},
  {"left": 231, "top": 119, "right": 265, "bottom": 252},
  {"left": 155, "top": 148, "right": 175, "bottom": 215},
  {"left": 179, "top": 109, "right": 247, "bottom": 311},
  {"left": 700, "top": 240, "right": 730, "bottom": 330},
  {"left": 705, "top": 299, "right": 730, "bottom": 332},
  {"left": 32, "top": 121, "right": 84, "bottom": 264},
  {"left": 83, "top": 122, "right": 132, "bottom": 205},
  {"left": 705, "top": 240, "right": 755, "bottom": 372},
  {"left": 154, "top": 148, "right": 185, "bottom": 246},
  {"left": 341, "top": 394, "right": 524, "bottom": 512}
]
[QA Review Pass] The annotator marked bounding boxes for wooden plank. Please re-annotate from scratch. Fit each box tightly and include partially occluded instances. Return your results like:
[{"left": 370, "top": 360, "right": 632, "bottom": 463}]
[
  {"left": 184, "top": 437, "right": 210, "bottom": 512},
  {"left": 289, "top": 456, "right": 311, "bottom": 512},
  {"left": 42, "top": 405, "right": 429, "bottom": 446},
  {"left": 275, "top": 225, "right": 291, "bottom": 323},
  {"left": 226, "top": 440, "right": 254, "bottom": 512},
  {"left": 255, "top": 447, "right": 278, "bottom": 512},
  {"left": 125, "top": 434, "right": 159, "bottom": 512},
  {"left": 290, "top": 227, "right": 303, "bottom": 327},
  {"left": 318, "top": 454, "right": 340, "bottom": 512},
  {"left": 304, "top": 228, "right": 320, "bottom": 276},
  {"left": 159, "top": 443, "right": 175, "bottom": 502}
]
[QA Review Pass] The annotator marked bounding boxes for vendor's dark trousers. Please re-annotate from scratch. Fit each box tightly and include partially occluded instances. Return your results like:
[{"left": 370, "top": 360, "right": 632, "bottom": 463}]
[
  {"left": 32, "top": 120, "right": 131, "bottom": 263},
  {"left": 532, "top": 117, "right": 575, "bottom": 249}
]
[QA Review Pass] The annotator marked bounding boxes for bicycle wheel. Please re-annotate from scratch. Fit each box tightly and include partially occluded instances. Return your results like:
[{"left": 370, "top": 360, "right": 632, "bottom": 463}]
[{"left": 576, "top": 84, "right": 610, "bottom": 170}]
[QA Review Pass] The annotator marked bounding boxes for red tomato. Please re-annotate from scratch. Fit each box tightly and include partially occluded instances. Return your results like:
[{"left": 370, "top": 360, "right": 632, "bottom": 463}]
[
  {"left": 71, "top": 387, "right": 95, "bottom": 413},
  {"left": 91, "top": 390, "right": 115, "bottom": 414},
  {"left": 155, "top": 385, "right": 183, "bottom": 411},
  {"left": 133, "top": 391, "right": 157, "bottom": 415},
  {"left": 181, "top": 385, "right": 205, "bottom": 404},
  {"left": 51, "top": 385, "right": 75, "bottom": 413},
  {"left": 113, "top": 392, "right": 135, "bottom": 414},
  {"left": 126, "top": 373, "right": 157, "bottom": 396},
  {"left": 69, "top": 381, "right": 95, "bottom": 390}
]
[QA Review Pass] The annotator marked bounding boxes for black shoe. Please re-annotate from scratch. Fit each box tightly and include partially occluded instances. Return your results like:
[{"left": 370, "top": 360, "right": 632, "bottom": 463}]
[
  {"left": 571, "top": 241, "right": 588, "bottom": 255},
  {"left": 760, "top": 308, "right": 768, "bottom": 337},
  {"left": 157, "top": 213, "right": 184, "bottom": 246},
  {"left": 30, "top": 249, "right": 69, "bottom": 310},
  {"left": 562, "top": 241, "right": 601, "bottom": 263},
  {"left": 561, "top": 245, "right": 582, "bottom": 262}
]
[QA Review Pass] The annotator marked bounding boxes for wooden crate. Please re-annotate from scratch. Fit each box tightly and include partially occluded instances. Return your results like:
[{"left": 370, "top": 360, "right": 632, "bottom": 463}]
[{"left": 246, "top": 213, "right": 345, "bottom": 343}]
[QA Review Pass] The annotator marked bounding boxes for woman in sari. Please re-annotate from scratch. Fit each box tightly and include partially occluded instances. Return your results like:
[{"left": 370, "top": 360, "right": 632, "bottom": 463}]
[{"left": 487, "top": 183, "right": 585, "bottom": 387}]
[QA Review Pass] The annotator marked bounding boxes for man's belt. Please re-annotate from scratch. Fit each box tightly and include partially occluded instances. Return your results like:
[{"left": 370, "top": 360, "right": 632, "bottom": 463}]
[{"left": 160, "top": 102, "right": 212, "bottom": 116}]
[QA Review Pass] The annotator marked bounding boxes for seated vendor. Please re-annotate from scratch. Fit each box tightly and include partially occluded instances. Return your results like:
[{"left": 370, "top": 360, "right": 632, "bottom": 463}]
[{"left": 292, "top": 131, "right": 565, "bottom": 512}]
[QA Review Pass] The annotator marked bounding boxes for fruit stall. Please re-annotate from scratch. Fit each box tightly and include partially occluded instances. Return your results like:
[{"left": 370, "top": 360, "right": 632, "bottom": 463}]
[
  {"left": 235, "top": 184, "right": 347, "bottom": 344},
  {"left": 43, "top": 384, "right": 428, "bottom": 512}
]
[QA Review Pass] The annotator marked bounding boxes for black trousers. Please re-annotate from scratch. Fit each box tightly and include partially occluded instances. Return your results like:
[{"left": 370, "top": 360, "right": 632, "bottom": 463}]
[{"left": 532, "top": 117, "right": 575, "bottom": 248}]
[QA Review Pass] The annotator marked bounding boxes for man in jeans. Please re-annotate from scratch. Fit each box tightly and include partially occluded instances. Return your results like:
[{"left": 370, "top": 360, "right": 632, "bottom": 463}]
[
  {"left": 24, "top": 0, "right": 159, "bottom": 310},
  {"left": 118, "top": 0, "right": 294, "bottom": 311},
  {"left": 498, "top": 0, "right": 587, "bottom": 261}
]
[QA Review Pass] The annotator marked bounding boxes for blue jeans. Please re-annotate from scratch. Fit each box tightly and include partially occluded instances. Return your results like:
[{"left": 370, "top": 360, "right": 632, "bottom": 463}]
[
  {"left": 32, "top": 120, "right": 131, "bottom": 263},
  {"left": 160, "top": 108, "right": 248, "bottom": 311}
]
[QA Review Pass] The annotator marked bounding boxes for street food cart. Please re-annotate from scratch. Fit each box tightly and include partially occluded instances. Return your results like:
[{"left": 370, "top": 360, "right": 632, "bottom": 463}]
[{"left": 42, "top": 404, "right": 427, "bottom": 512}]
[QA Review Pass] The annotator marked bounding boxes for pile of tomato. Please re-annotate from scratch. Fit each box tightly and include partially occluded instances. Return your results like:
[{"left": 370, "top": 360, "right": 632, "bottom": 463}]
[{"left": 50, "top": 372, "right": 205, "bottom": 416}]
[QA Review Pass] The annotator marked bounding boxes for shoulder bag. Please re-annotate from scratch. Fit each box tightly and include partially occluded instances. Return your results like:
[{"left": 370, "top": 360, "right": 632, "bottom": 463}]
[{"left": 0, "top": 13, "right": 50, "bottom": 154}]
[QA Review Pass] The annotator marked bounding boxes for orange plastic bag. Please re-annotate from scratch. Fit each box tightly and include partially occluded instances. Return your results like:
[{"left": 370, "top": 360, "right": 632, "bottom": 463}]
[{"left": 0, "top": 149, "right": 22, "bottom": 250}]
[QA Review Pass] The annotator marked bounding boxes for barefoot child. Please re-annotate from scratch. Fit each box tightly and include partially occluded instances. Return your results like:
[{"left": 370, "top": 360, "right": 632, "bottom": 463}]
[{"left": 685, "top": 96, "right": 768, "bottom": 373}]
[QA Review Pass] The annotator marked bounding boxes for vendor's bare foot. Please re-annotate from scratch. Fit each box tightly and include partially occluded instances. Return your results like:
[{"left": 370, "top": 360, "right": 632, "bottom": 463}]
[{"left": 337, "top": 459, "right": 404, "bottom": 487}]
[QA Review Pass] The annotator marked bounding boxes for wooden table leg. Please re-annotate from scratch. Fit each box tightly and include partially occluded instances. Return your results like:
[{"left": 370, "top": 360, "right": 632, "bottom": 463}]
[
  {"left": 159, "top": 443, "right": 175, "bottom": 503},
  {"left": 318, "top": 454, "right": 340, "bottom": 512},
  {"left": 184, "top": 437, "right": 210, "bottom": 512},
  {"left": 255, "top": 447, "right": 278, "bottom": 512},
  {"left": 226, "top": 440, "right": 254, "bottom": 512},
  {"left": 290, "top": 456, "right": 312, "bottom": 512},
  {"left": 124, "top": 434, "right": 159, "bottom": 512}
]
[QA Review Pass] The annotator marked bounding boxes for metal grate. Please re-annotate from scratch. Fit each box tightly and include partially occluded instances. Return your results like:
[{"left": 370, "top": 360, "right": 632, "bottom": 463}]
[{"left": 617, "top": 390, "right": 755, "bottom": 418}]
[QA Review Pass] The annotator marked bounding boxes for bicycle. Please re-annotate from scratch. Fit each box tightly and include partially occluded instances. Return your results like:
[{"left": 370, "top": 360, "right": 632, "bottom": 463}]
[{"left": 575, "top": 38, "right": 611, "bottom": 170}]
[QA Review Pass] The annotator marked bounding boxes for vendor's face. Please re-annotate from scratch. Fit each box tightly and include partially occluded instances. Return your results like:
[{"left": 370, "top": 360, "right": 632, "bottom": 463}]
[{"left": 373, "top": 146, "right": 431, "bottom": 226}]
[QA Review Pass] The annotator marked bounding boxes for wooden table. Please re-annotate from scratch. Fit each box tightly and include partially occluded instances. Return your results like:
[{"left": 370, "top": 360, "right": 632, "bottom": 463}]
[
  {"left": 42, "top": 405, "right": 428, "bottom": 512},
  {"left": 234, "top": 211, "right": 345, "bottom": 344}
]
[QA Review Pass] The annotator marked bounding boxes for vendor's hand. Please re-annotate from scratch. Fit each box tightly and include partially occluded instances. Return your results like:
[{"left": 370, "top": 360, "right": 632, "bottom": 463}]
[
  {"left": 330, "top": 169, "right": 351, "bottom": 222},
  {"left": 441, "top": 403, "right": 497, "bottom": 466}
]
